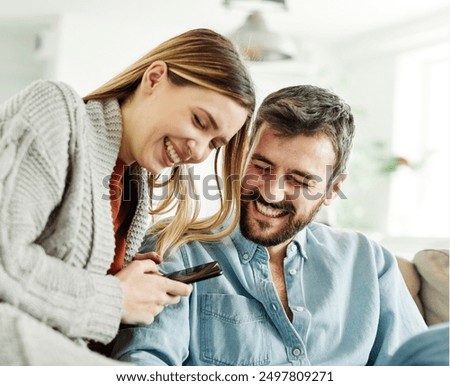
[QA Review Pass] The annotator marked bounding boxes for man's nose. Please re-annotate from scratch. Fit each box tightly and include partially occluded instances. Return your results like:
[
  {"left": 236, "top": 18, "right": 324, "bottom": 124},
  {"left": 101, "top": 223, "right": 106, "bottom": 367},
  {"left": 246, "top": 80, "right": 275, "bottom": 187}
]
[{"left": 259, "top": 175, "right": 286, "bottom": 203}]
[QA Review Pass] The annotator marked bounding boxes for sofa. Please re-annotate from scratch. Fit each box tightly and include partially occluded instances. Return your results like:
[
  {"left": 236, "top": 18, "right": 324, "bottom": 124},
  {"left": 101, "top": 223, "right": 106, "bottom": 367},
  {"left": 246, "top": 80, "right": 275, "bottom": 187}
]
[{"left": 397, "top": 249, "right": 449, "bottom": 326}]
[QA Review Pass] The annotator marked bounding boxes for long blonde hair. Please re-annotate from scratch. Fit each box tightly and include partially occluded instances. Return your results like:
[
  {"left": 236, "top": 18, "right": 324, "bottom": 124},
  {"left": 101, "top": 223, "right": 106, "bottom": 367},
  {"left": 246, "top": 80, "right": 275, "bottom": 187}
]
[{"left": 84, "top": 28, "right": 257, "bottom": 257}]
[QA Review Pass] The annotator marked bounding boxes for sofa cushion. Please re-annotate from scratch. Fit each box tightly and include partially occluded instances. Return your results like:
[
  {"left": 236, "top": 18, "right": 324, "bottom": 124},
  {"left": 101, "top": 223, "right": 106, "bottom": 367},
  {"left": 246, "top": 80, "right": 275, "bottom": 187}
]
[
  {"left": 397, "top": 256, "right": 424, "bottom": 316},
  {"left": 414, "top": 249, "right": 449, "bottom": 325}
]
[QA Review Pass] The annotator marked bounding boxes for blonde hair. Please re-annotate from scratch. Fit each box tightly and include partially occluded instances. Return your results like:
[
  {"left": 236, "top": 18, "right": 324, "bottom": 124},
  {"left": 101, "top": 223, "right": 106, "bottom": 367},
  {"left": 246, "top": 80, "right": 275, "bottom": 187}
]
[{"left": 84, "top": 29, "right": 256, "bottom": 257}]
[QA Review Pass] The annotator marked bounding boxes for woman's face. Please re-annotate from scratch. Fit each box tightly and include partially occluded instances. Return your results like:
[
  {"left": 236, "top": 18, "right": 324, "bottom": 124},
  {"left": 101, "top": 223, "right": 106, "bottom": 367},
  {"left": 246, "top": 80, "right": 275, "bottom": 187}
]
[{"left": 120, "top": 62, "right": 248, "bottom": 174}]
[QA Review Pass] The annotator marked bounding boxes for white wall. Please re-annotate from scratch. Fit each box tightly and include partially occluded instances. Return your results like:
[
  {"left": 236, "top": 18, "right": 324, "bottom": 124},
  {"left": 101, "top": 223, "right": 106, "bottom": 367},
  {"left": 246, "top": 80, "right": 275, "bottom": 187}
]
[
  {"left": 0, "top": 23, "right": 50, "bottom": 102},
  {"left": 54, "top": 14, "right": 174, "bottom": 96}
]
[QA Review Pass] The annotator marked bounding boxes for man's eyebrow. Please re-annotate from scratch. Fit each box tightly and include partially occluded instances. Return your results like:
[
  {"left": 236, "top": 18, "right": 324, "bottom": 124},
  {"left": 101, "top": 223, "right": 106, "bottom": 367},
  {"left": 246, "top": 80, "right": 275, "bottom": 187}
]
[
  {"left": 290, "top": 168, "right": 317, "bottom": 182},
  {"left": 252, "top": 154, "right": 272, "bottom": 164},
  {"left": 199, "top": 108, "right": 218, "bottom": 131},
  {"left": 252, "top": 153, "right": 316, "bottom": 181}
]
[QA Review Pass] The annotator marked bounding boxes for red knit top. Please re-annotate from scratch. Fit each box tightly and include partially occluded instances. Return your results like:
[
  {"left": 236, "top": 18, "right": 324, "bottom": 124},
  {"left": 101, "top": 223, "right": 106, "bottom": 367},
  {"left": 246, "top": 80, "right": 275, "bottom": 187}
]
[{"left": 108, "top": 159, "right": 137, "bottom": 275}]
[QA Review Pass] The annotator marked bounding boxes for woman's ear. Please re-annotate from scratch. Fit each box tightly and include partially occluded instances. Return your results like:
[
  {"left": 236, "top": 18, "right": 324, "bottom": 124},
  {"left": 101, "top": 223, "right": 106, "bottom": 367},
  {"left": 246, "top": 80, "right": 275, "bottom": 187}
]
[{"left": 141, "top": 60, "right": 168, "bottom": 94}]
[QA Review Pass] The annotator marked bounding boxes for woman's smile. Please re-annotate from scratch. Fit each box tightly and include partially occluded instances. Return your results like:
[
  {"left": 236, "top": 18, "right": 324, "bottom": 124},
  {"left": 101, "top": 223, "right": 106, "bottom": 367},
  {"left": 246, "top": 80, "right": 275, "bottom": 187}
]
[{"left": 164, "top": 137, "right": 183, "bottom": 164}]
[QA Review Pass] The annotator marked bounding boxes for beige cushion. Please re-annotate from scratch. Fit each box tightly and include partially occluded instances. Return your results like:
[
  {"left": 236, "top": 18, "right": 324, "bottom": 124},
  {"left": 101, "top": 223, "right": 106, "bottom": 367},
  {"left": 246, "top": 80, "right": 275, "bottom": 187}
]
[
  {"left": 397, "top": 256, "right": 424, "bottom": 316},
  {"left": 414, "top": 249, "right": 449, "bottom": 325}
]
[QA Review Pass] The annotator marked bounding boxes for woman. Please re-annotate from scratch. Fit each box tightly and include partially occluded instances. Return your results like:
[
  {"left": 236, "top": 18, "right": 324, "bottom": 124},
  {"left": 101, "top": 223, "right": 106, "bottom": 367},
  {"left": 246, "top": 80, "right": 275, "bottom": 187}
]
[{"left": 0, "top": 28, "right": 256, "bottom": 364}]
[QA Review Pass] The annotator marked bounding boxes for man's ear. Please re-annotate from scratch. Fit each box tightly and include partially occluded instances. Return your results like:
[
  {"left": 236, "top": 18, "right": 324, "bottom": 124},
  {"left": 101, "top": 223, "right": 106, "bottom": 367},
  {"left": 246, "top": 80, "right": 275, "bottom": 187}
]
[
  {"left": 141, "top": 60, "right": 168, "bottom": 94},
  {"left": 323, "top": 173, "right": 348, "bottom": 206}
]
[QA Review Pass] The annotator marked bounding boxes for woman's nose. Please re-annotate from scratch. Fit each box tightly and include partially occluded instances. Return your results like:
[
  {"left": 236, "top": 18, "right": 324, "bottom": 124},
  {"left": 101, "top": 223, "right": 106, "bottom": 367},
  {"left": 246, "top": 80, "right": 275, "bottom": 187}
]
[{"left": 186, "top": 138, "right": 211, "bottom": 163}]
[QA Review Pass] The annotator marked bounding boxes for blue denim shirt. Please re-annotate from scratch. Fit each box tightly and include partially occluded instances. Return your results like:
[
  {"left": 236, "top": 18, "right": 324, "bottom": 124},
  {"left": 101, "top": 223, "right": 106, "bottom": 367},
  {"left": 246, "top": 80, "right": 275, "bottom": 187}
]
[{"left": 111, "top": 222, "right": 427, "bottom": 366}]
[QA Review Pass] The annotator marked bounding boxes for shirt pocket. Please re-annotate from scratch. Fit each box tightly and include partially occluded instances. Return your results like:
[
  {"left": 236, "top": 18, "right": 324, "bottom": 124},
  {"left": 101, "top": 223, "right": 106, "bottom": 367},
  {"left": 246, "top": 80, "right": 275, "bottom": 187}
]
[{"left": 199, "top": 293, "right": 271, "bottom": 366}]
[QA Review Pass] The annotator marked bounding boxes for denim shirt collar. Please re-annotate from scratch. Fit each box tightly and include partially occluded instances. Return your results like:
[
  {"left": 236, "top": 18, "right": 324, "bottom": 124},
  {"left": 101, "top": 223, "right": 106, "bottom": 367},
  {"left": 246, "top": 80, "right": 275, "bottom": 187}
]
[{"left": 230, "top": 225, "right": 309, "bottom": 264}]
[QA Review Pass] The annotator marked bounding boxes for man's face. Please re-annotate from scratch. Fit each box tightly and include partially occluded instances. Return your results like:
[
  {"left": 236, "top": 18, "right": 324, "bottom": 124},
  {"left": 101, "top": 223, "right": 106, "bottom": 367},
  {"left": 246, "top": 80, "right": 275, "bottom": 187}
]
[{"left": 240, "top": 125, "right": 337, "bottom": 248}]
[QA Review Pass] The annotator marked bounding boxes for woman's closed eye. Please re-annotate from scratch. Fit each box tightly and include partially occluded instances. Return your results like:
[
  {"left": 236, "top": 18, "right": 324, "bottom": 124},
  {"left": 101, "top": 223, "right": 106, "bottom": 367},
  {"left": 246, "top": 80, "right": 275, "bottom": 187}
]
[{"left": 194, "top": 114, "right": 206, "bottom": 129}]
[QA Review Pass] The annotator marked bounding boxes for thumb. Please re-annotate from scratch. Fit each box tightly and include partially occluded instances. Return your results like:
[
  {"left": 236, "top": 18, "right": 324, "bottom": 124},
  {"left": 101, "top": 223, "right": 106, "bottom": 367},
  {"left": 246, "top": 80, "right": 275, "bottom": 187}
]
[{"left": 134, "top": 251, "right": 162, "bottom": 264}]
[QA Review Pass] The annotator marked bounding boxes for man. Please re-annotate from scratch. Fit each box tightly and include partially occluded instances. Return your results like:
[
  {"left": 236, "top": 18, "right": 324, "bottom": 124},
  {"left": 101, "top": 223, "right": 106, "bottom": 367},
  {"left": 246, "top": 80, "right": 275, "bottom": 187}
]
[{"left": 111, "top": 85, "right": 427, "bottom": 365}]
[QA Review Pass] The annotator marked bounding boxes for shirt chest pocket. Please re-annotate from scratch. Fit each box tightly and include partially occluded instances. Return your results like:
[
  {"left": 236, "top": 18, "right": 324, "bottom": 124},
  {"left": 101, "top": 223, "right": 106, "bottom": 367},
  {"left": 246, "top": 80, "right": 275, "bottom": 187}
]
[{"left": 199, "top": 293, "right": 271, "bottom": 366}]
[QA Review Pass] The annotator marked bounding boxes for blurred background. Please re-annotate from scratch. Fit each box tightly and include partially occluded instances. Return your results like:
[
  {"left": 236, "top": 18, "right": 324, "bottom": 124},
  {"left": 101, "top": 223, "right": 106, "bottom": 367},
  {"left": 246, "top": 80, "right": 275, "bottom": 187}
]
[{"left": 0, "top": 0, "right": 448, "bottom": 257}]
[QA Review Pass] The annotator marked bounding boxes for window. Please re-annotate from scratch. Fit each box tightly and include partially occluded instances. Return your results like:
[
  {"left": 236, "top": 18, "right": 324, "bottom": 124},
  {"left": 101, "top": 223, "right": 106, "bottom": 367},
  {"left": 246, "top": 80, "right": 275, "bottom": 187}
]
[{"left": 388, "top": 42, "right": 449, "bottom": 237}]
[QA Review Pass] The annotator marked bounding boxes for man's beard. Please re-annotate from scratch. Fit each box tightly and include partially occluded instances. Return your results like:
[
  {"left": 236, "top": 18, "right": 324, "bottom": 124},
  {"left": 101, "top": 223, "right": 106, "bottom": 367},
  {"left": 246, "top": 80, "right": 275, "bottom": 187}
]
[{"left": 240, "top": 190, "right": 324, "bottom": 247}]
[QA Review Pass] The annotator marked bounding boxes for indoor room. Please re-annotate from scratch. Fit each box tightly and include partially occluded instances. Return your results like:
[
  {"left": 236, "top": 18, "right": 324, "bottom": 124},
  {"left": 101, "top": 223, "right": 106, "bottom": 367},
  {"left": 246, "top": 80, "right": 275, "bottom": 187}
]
[{"left": 0, "top": 0, "right": 448, "bottom": 376}]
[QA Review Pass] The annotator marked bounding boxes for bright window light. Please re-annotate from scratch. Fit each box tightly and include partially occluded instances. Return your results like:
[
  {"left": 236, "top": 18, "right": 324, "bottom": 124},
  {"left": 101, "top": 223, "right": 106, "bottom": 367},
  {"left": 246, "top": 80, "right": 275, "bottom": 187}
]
[{"left": 388, "top": 43, "right": 449, "bottom": 237}]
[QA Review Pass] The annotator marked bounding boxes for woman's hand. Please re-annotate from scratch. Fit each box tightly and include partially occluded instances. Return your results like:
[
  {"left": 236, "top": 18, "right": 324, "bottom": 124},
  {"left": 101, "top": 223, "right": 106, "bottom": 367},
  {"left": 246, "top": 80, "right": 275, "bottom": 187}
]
[{"left": 116, "top": 252, "right": 192, "bottom": 325}]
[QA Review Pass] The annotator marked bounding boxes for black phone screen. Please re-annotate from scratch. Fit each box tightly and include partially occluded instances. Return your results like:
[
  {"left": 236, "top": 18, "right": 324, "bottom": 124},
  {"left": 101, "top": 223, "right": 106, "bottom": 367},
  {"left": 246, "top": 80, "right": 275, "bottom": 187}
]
[{"left": 163, "top": 261, "right": 223, "bottom": 284}]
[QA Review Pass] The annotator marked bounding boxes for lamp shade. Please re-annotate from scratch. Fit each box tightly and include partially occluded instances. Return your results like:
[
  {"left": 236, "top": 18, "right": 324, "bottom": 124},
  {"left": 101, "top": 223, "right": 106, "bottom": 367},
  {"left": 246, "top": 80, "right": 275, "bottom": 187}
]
[{"left": 228, "top": 11, "right": 296, "bottom": 61}]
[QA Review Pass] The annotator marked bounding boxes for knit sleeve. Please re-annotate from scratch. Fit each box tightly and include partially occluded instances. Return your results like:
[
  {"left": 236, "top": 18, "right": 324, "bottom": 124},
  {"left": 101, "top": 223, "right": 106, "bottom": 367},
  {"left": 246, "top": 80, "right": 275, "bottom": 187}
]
[{"left": 0, "top": 81, "right": 122, "bottom": 343}]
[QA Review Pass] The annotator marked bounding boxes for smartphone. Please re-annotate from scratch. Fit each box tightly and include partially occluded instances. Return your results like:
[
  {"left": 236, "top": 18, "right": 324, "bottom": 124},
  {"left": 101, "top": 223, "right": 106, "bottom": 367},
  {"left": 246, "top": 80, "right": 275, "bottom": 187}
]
[{"left": 163, "top": 261, "right": 223, "bottom": 284}]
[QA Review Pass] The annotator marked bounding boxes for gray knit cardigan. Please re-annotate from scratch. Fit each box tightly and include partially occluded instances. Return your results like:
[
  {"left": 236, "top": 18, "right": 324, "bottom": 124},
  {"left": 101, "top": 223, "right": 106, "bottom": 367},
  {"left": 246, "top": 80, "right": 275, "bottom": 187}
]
[{"left": 0, "top": 80, "right": 150, "bottom": 345}]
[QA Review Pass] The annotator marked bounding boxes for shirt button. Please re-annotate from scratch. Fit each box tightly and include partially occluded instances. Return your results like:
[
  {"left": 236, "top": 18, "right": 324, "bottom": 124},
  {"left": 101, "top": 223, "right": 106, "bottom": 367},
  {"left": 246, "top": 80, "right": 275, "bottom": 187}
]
[
  {"left": 271, "top": 303, "right": 278, "bottom": 311},
  {"left": 242, "top": 253, "right": 249, "bottom": 260},
  {"left": 296, "top": 306, "right": 304, "bottom": 312},
  {"left": 289, "top": 244, "right": 297, "bottom": 252},
  {"left": 289, "top": 268, "right": 297, "bottom": 275},
  {"left": 292, "top": 348, "right": 303, "bottom": 356}
]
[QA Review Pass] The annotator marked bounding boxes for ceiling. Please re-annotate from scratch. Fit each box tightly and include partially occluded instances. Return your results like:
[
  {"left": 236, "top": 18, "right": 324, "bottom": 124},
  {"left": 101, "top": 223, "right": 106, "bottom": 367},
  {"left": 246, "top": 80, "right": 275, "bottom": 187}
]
[{"left": 0, "top": 0, "right": 448, "bottom": 42}]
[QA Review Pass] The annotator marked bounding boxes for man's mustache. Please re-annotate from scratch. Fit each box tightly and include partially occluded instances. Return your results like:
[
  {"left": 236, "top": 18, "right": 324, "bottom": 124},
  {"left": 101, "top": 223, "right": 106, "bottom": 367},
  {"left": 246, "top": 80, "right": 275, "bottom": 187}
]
[{"left": 242, "top": 189, "right": 296, "bottom": 215}]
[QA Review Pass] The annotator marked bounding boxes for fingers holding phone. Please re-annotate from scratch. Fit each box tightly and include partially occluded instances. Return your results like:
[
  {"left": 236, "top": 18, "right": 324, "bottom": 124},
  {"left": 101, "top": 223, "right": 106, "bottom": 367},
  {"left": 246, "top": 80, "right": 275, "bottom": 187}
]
[{"left": 116, "top": 259, "right": 192, "bottom": 325}]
